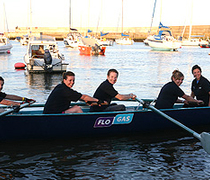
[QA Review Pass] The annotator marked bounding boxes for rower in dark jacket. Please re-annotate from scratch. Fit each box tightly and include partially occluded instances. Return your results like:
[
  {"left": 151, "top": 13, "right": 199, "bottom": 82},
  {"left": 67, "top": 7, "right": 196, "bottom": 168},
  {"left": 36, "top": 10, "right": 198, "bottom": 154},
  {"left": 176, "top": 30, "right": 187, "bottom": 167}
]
[
  {"left": 90, "top": 69, "right": 136, "bottom": 112},
  {"left": 155, "top": 70, "right": 203, "bottom": 109},
  {"left": 43, "top": 71, "right": 102, "bottom": 114},
  {"left": 190, "top": 65, "right": 210, "bottom": 106}
]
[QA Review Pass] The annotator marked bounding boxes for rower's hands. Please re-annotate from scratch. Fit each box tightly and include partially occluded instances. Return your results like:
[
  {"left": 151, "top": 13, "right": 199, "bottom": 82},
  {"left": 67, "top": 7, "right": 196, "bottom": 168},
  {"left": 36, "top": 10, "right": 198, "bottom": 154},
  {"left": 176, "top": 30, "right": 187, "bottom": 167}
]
[
  {"left": 129, "top": 93, "right": 136, "bottom": 100},
  {"left": 97, "top": 100, "right": 108, "bottom": 106},
  {"left": 197, "top": 100, "right": 204, "bottom": 105},
  {"left": 86, "top": 100, "right": 108, "bottom": 106},
  {"left": 22, "top": 97, "right": 36, "bottom": 104}
]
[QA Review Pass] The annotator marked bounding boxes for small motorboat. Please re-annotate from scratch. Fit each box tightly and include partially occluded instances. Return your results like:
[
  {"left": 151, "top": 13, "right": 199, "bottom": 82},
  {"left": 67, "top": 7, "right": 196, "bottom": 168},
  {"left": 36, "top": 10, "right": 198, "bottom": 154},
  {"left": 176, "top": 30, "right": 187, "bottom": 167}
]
[
  {"left": 24, "top": 35, "right": 68, "bottom": 73},
  {"left": 78, "top": 37, "right": 106, "bottom": 55}
]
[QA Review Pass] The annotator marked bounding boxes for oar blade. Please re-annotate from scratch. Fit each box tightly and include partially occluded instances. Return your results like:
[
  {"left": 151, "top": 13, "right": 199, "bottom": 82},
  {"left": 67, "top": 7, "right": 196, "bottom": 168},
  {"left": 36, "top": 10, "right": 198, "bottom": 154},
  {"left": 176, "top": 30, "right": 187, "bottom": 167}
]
[{"left": 200, "top": 132, "right": 210, "bottom": 154}]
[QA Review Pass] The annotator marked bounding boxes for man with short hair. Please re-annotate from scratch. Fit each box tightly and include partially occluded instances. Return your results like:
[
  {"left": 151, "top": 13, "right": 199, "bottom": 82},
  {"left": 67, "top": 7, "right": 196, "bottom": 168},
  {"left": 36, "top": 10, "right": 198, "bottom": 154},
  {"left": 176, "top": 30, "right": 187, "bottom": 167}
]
[
  {"left": 90, "top": 69, "right": 136, "bottom": 112},
  {"left": 43, "top": 71, "right": 102, "bottom": 114}
]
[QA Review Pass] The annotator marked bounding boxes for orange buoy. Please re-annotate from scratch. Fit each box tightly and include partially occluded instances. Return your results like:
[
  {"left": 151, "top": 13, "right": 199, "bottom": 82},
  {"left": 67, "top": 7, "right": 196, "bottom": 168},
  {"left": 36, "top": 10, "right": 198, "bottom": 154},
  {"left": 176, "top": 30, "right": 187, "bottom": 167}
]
[{"left": 14, "top": 62, "right": 26, "bottom": 70}]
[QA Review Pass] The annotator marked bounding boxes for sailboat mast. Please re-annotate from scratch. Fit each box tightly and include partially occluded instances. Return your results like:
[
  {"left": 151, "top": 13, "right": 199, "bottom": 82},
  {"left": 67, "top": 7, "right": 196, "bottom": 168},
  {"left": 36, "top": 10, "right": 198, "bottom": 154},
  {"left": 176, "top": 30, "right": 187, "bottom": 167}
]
[
  {"left": 189, "top": 0, "right": 193, "bottom": 40},
  {"left": 121, "top": 0, "right": 123, "bottom": 33},
  {"left": 149, "top": 0, "right": 157, "bottom": 34},
  {"left": 29, "top": 0, "right": 32, "bottom": 35},
  {"left": 69, "top": 0, "right": 71, "bottom": 30}
]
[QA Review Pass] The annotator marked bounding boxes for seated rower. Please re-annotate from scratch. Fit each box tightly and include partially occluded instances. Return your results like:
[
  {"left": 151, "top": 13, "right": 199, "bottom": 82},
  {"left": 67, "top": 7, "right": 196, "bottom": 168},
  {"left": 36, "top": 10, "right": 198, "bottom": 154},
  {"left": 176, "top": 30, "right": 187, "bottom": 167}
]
[
  {"left": 43, "top": 71, "right": 105, "bottom": 114},
  {"left": 189, "top": 65, "right": 210, "bottom": 107},
  {"left": 0, "top": 76, "right": 35, "bottom": 112},
  {"left": 90, "top": 69, "right": 136, "bottom": 112},
  {"left": 155, "top": 70, "right": 203, "bottom": 109}
]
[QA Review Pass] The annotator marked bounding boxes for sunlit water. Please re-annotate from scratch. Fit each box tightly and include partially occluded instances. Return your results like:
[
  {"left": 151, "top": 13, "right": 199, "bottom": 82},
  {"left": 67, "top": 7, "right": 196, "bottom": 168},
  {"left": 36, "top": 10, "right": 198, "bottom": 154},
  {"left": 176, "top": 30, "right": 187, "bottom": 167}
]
[{"left": 1, "top": 41, "right": 210, "bottom": 179}]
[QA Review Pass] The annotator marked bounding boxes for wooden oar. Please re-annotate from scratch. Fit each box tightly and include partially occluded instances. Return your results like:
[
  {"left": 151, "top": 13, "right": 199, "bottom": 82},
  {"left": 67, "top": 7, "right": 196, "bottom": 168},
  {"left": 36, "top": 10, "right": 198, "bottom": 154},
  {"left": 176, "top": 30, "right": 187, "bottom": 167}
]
[
  {"left": 136, "top": 98, "right": 210, "bottom": 154},
  {"left": 0, "top": 102, "right": 34, "bottom": 117}
]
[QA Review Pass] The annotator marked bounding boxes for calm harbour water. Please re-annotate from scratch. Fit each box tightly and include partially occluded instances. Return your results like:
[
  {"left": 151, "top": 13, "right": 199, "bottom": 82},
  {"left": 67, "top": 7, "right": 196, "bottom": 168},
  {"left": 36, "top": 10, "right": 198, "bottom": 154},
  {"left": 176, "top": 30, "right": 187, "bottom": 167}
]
[{"left": 1, "top": 41, "right": 210, "bottom": 179}]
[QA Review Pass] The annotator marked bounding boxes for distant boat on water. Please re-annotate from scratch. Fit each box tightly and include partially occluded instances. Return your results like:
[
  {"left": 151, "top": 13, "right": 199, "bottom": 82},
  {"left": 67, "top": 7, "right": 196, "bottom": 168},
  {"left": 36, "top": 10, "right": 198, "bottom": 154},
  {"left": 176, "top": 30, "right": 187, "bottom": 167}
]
[
  {"left": 181, "top": 0, "right": 208, "bottom": 46},
  {"left": 20, "top": 34, "right": 30, "bottom": 46},
  {"left": 147, "top": 23, "right": 181, "bottom": 51},
  {"left": 115, "top": 0, "right": 134, "bottom": 45},
  {"left": 64, "top": 29, "right": 83, "bottom": 48},
  {"left": 63, "top": 0, "right": 83, "bottom": 48},
  {"left": 79, "top": 36, "right": 106, "bottom": 55},
  {"left": 0, "top": 4, "right": 12, "bottom": 53},
  {"left": 0, "top": 33, "right": 12, "bottom": 53}
]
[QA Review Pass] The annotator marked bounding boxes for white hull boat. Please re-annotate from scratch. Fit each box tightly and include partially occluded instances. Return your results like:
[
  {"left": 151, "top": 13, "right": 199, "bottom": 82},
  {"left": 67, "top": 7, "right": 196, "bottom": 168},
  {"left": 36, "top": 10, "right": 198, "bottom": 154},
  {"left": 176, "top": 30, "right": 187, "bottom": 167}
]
[
  {"left": 0, "top": 34, "right": 12, "bottom": 53},
  {"left": 115, "top": 38, "right": 134, "bottom": 45},
  {"left": 20, "top": 35, "right": 29, "bottom": 46},
  {"left": 182, "top": 38, "right": 208, "bottom": 46},
  {"left": 148, "top": 30, "right": 181, "bottom": 51},
  {"left": 64, "top": 32, "right": 83, "bottom": 48},
  {"left": 24, "top": 35, "right": 68, "bottom": 73}
]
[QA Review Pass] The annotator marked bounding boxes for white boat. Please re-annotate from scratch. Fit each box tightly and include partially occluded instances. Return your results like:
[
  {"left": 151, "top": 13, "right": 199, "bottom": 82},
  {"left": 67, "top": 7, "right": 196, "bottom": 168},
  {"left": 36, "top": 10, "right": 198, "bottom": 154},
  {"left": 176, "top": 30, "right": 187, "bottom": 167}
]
[
  {"left": 181, "top": 36, "right": 208, "bottom": 46},
  {"left": 97, "top": 38, "right": 114, "bottom": 46},
  {"left": 181, "top": 0, "right": 208, "bottom": 46},
  {"left": 0, "top": 33, "right": 12, "bottom": 53},
  {"left": 115, "top": 0, "right": 134, "bottom": 45},
  {"left": 64, "top": 31, "right": 83, "bottom": 48},
  {"left": 20, "top": 34, "right": 30, "bottom": 46},
  {"left": 143, "top": 35, "right": 154, "bottom": 46},
  {"left": 148, "top": 29, "right": 181, "bottom": 51},
  {"left": 24, "top": 35, "right": 68, "bottom": 73},
  {"left": 97, "top": 33, "right": 114, "bottom": 46},
  {"left": 115, "top": 37, "right": 134, "bottom": 45}
]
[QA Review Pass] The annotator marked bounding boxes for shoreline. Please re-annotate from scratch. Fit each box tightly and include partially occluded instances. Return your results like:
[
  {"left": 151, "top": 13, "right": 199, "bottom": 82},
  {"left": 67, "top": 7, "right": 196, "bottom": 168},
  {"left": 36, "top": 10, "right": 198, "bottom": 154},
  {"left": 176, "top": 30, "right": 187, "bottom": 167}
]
[{"left": 4, "top": 25, "right": 210, "bottom": 41}]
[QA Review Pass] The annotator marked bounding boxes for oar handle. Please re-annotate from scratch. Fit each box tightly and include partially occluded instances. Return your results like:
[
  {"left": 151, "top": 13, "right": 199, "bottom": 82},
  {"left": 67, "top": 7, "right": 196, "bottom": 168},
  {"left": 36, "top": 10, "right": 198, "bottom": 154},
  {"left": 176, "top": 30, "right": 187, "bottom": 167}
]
[{"left": 0, "top": 101, "right": 35, "bottom": 117}]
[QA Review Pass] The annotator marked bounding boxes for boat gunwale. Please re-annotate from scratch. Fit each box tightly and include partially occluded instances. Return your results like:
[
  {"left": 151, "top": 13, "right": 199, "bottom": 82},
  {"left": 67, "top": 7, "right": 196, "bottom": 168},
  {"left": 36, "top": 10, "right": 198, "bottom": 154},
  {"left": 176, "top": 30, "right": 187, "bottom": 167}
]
[{"left": 4, "top": 104, "right": 210, "bottom": 117}]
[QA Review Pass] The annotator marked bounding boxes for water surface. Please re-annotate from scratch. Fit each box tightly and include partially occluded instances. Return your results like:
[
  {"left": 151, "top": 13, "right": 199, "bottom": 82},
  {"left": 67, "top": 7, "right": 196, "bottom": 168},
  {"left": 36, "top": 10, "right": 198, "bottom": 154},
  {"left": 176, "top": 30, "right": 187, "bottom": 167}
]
[{"left": 0, "top": 41, "right": 210, "bottom": 179}]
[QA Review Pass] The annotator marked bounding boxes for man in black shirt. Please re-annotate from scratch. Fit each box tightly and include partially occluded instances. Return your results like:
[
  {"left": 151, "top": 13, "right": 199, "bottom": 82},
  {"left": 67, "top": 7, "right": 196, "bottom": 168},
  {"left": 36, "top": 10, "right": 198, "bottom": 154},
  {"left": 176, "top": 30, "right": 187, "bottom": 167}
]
[
  {"left": 43, "top": 71, "right": 101, "bottom": 114},
  {"left": 90, "top": 69, "right": 136, "bottom": 112}
]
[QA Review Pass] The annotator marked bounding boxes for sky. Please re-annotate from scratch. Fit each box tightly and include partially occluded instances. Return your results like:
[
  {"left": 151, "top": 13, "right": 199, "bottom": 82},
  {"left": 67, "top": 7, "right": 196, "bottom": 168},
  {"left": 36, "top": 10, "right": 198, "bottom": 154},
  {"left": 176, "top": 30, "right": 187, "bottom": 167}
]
[{"left": 0, "top": 0, "right": 210, "bottom": 32}]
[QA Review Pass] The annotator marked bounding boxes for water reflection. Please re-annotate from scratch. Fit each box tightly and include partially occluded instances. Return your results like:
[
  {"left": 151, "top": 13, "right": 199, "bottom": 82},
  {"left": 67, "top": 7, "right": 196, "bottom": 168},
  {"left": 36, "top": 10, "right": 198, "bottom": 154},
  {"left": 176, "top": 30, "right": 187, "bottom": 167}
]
[{"left": 25, "top": 73, "right": 62, "bottom": 91}]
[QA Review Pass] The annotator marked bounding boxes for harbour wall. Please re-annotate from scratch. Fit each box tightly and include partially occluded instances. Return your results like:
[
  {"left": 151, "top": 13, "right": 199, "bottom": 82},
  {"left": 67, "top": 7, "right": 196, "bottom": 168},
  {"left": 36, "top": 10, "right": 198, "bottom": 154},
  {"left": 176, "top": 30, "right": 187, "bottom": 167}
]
[{"left": 5, "top": 25, "right": 210, "bottom": 41}]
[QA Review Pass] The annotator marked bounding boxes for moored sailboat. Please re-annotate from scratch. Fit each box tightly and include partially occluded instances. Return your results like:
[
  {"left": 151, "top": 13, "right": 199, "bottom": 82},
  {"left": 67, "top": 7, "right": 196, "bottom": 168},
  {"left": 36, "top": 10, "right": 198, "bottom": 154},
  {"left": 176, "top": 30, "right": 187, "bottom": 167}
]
[
  {"left": 181, "top": 0, "right": 208, "bottom": 46},
  {"left": 0, "top": 33, "right": 12, "bottom": 53},
  {"left": 147, "top": 23, "right": 181, "bottom": 51},
  {"left": 115, "top": 0, "right": 134, "bottom": 45}
]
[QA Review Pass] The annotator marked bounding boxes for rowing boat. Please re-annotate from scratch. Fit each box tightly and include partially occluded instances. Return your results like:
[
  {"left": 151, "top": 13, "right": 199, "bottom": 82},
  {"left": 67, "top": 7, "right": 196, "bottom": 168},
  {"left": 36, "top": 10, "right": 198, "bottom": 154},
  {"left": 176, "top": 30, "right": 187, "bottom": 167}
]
[{"left": 1, "top": 99, "right": 210, "bottom": 142}]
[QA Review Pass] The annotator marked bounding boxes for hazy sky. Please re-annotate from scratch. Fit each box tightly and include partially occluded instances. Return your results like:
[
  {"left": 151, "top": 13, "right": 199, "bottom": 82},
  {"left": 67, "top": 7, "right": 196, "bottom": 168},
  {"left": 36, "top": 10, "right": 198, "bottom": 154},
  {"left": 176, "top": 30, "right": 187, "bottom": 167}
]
[{"left": 0, "top": 0, "right": 209, "bottom": 32}]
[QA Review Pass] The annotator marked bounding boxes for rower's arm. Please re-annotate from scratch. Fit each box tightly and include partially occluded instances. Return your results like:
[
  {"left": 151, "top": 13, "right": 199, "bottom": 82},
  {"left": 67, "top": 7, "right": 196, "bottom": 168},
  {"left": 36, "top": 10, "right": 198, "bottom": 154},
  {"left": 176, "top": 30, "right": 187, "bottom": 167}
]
[
  {"left": 80, "top": 94, "right": 98, "bottom": 103},
  {"left": 5, "top": 94, "right": 22, "bottom": 101},
  {"left": 0, "top": 99, "right": 20, "bottom": 106},
  {"left": 182, "top": 94, "right": 203, "bottom": 104},
  {"left": 115, "top": 93, "right": 136, "bottom": 100}
]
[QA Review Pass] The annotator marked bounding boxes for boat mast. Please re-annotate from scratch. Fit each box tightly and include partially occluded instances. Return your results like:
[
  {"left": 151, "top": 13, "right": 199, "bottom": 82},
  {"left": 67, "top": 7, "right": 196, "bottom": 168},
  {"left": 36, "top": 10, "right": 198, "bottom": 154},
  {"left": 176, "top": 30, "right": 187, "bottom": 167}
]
[
  {"left": 29, "top": 0, "right": 32, "bottom": 35},
  {"left": 69, "top": 0, "right": 71, "bottom": 31},
  {"left": 121, "top": 0, "right": 123, "bottom": 33},
  {"left": 149, "top": 0, "right": 157, "bottom": 34},
  {"left": 189, "top": 0, "right": 193, "bottom": 40}
]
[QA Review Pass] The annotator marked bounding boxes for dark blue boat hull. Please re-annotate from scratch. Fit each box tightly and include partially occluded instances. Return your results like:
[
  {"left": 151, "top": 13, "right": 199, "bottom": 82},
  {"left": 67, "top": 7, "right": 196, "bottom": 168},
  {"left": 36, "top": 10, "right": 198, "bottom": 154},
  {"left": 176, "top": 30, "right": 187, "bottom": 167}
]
[{"left": 1, "top": 107, "right": 210, "bottom": 141}]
